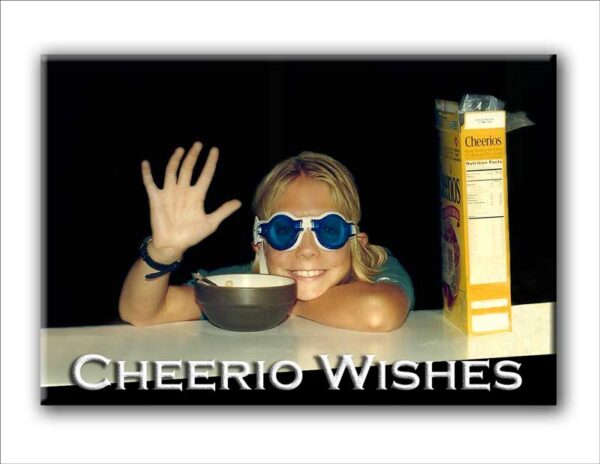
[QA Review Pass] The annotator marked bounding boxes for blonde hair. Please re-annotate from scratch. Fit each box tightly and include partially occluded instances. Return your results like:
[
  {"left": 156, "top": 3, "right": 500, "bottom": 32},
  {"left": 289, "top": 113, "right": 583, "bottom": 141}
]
[{"left": 251, "top": 151, "right": 388, "bottom": 282}]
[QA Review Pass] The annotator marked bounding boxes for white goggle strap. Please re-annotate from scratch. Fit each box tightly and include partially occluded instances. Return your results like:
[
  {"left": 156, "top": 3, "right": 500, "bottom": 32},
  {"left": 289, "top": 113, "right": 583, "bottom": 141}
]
[
  {"left": 253, "top": 217, "right": 269, "bottom": 274},
  {"left": 252, "top": 216, "right": 263, "bottom": 246},
  {"left": 258, "top": 242, "right": 269, "bottom": 274}
]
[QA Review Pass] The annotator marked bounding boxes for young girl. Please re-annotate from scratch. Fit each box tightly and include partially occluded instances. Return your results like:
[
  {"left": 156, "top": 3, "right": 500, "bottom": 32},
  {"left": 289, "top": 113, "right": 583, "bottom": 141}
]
[{"left": 119, "top": 141, "right": 414, "bottom": 331}]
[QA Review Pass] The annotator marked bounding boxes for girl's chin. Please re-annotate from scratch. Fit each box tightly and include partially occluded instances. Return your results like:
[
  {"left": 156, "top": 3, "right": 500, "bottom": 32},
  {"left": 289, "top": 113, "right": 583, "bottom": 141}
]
[{"left": 296, "top": 285, "right": 327, "bottom": 302}]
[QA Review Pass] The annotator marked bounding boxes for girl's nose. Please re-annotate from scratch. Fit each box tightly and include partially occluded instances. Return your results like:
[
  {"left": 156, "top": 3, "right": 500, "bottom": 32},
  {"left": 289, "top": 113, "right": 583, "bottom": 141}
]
[{"left": 295, "top": 230, "right": 320, "bottom": 258}]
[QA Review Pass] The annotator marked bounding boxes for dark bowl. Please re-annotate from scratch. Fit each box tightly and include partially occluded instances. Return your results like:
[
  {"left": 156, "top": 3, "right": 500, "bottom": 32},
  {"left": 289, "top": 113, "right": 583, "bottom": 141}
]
[{"left": 193, "top": 274, "right": 297, "bottom": 332}]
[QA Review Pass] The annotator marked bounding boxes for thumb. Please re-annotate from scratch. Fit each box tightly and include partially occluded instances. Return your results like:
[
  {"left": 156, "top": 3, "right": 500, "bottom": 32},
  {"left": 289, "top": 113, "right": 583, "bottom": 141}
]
[{"left": 209, "top": 199, "right": 242, "bottom": 227}]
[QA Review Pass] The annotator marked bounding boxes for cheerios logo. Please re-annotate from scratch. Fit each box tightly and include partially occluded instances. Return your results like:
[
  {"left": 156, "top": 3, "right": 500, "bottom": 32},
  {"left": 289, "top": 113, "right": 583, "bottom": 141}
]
[{"left": 465, "top": 136, "right": 502, "bottom": 147}]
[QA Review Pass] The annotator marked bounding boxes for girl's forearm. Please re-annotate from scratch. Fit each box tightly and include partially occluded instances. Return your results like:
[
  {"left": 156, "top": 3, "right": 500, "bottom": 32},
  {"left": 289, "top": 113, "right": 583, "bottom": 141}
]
[
  {"left": 118, "top": 258, "right": 171, "bottom": 325},
  {"left": 119, "top": 241, "right": 189, "bottom": 325},
  {"left": 293, "top": 281, "right": 409, "bottom": 332}
]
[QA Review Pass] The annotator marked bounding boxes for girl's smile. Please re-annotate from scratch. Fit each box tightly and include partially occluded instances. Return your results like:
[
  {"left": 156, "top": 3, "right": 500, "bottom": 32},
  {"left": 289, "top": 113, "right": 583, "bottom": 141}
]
[{"left": 290, "top": 269, "right": 327, "bottom": 279}]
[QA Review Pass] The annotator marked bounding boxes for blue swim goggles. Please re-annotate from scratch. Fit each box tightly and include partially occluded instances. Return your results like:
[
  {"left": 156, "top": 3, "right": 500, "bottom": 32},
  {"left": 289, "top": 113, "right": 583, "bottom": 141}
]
[{"left": 253, "top": 211, "right": 359, "bottom": 251}]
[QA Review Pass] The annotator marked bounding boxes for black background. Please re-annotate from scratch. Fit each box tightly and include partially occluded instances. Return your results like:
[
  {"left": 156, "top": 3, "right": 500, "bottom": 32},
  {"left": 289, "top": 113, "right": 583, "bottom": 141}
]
[{"left": 44, "top": 56, "right": 556, "bottom": 328}]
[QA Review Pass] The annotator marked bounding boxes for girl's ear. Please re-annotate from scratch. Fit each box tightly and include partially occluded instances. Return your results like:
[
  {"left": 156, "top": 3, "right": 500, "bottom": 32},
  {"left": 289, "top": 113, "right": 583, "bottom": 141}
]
[
  {"left": 356, "top": 232, "right": 369, "bottom": 248},
  {"left": 252, "top": 242, "right": 259, "bottom": 253}
]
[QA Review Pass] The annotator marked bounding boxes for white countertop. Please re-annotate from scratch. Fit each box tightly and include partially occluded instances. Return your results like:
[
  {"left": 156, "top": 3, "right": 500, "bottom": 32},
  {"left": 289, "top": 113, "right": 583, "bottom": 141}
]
[{"left": 41, "top": 302, "right": 555, "bottom": 387}]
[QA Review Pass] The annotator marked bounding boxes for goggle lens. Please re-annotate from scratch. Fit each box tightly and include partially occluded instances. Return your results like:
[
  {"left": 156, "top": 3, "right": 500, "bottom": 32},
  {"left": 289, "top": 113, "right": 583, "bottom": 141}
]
[
  {"left": 267, "top": 215, "right": 301, "bottom": 250},
  {"left": 313, "top": 214, "right": 349, "bottom": 249}
]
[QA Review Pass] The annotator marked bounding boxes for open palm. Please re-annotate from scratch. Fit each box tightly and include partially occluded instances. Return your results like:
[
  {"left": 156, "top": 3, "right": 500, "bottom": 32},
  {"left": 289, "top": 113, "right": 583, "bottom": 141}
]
[{"left": 141, "top": 141, "right": 241, "bottom": 261}]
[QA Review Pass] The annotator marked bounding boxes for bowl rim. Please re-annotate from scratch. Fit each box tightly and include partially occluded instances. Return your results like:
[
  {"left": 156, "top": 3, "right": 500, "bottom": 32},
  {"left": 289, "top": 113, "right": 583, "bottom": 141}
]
[{"left": 192, "top": 273, "right": 297, "bottom": 290}]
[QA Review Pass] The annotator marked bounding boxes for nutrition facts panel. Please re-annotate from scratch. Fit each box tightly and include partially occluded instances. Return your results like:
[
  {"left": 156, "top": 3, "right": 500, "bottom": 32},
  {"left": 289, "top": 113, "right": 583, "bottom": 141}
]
[{"left": 466, "top": 159, "right": 508, "bottom": 285}]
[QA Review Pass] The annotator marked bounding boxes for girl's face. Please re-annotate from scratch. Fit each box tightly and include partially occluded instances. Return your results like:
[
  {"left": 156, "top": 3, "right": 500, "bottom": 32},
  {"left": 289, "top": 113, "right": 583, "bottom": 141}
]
[{"left": 262, "top": 176, "right": 354, "bottom": 301}]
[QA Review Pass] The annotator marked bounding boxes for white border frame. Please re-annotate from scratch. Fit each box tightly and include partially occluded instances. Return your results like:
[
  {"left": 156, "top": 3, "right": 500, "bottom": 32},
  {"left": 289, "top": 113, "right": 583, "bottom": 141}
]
[{"left": 2, "top": 1, "right": 598, "bottom": 463}]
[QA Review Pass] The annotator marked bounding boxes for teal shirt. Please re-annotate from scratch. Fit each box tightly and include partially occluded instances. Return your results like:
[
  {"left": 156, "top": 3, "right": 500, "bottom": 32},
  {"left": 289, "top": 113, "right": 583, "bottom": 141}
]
[{"left": 188, "top": 250, "right": 415, "bottom": 313}]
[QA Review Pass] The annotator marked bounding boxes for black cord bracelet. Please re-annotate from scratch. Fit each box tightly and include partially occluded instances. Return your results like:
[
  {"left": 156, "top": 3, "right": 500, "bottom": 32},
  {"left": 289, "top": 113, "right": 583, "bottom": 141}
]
[{"left": 139, "top": 236, "right": 182, "bottom": 279}]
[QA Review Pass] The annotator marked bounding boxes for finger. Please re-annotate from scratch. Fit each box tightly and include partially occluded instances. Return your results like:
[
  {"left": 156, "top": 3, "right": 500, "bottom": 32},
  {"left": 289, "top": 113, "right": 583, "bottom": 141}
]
[
  {"left": 141, "top": 160, "right": 159, "bottom": 196},
  {"left": 164, "top": 147, "right": 185, "bottom": 189},
  {"left": 208, "top": 199, "right": 242, "bottom": 227},
  {"left": 178, "top": 141, "right": 203, "bottom": 186},
  {"left": 193, "top": 146, "right": 219, "bottom": 197}
]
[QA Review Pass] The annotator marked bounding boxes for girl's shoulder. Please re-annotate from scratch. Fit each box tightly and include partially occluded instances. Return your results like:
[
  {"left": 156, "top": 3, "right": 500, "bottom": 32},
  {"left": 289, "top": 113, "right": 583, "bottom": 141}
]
[{"left": 374, "top": 248, "right": 415, "bottom": 310}]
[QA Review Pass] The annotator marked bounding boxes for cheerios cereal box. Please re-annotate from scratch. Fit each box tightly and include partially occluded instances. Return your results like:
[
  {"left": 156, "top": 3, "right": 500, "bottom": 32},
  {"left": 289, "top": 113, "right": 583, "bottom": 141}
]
[{"left": 435, "top": 99, "right": 512, "bottom": 335}]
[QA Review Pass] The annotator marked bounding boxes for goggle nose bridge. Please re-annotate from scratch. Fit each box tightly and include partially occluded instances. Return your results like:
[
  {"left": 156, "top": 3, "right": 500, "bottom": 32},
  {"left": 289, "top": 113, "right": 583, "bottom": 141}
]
[{"left": 298, "top": 217, "right": 314, "bottom": 231}]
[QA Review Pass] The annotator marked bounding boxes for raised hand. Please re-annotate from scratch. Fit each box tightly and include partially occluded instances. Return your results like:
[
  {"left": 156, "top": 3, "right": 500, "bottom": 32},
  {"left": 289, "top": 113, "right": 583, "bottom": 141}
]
[{"left": 141, "top": 141, "right": 242, "bottom": 262}]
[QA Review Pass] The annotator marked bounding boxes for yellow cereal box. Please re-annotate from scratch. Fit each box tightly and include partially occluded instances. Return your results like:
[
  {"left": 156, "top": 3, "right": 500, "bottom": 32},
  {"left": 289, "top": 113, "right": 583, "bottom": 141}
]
[{"left": 436, "top": 99, "right": 512, "bottom": 335}]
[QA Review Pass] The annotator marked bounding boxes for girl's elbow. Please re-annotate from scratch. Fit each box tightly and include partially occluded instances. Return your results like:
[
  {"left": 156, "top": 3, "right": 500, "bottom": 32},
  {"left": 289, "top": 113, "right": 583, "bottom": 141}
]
[
  {"left": 121, "top": 315, "right": 148, "bottom": 327},
  {"left": 119, "top": 308, "right": 143, "bottom": 326},
  {"left": 363, "top": 309, "right": 404, "bottom": 332},
  {"left": 363, "top": 289, "right": 409, "bottom": 332},
  {"left": 118, "top": 304, "right": 155, "bottom": 327}
]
